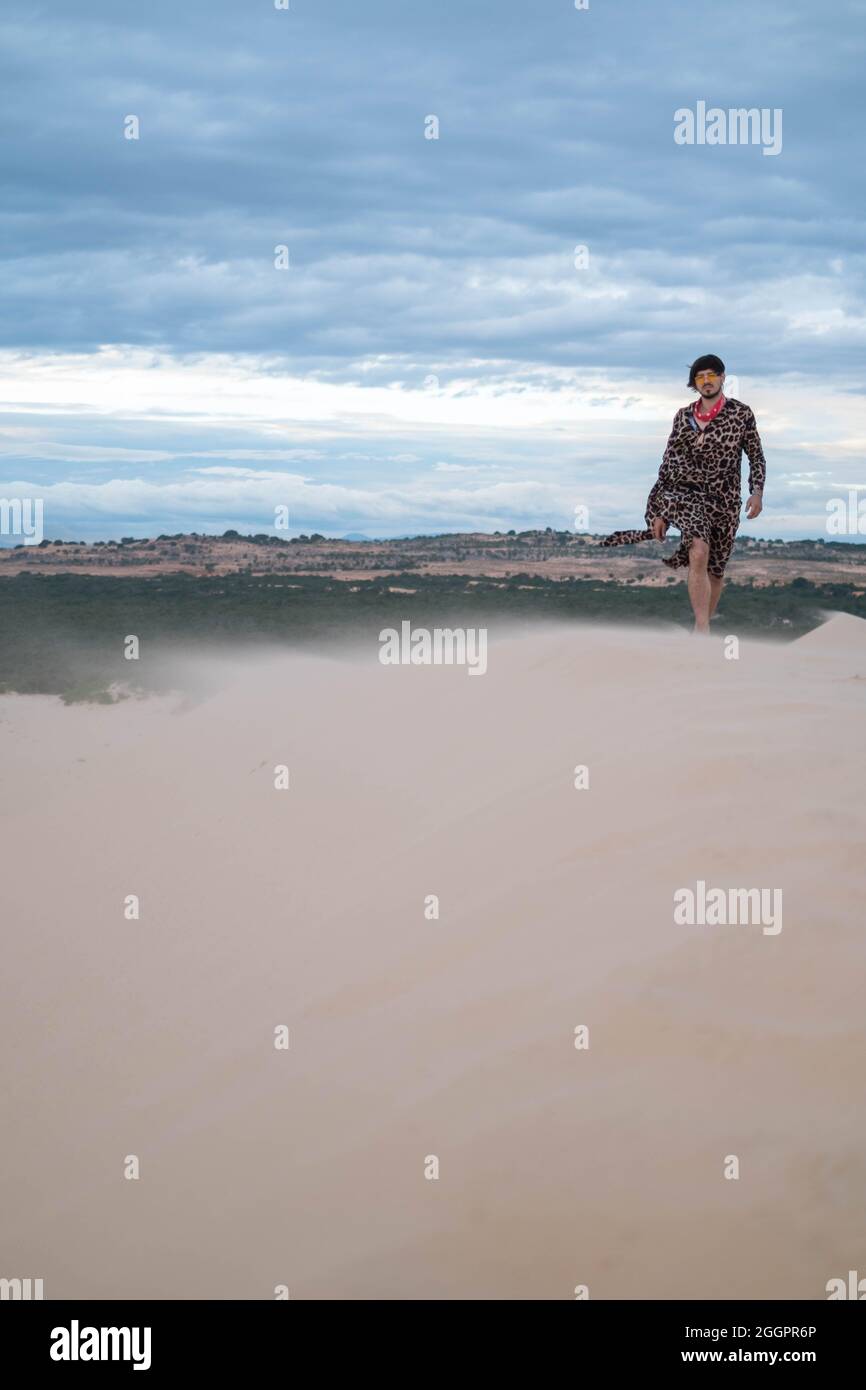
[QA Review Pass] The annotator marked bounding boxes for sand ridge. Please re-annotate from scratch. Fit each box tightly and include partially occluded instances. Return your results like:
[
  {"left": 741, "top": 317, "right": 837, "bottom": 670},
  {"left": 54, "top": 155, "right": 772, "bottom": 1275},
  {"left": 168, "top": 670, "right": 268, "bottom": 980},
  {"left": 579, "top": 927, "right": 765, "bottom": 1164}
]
[{"left": 1, "top": 616, "right": 864, "bottom": 1298}]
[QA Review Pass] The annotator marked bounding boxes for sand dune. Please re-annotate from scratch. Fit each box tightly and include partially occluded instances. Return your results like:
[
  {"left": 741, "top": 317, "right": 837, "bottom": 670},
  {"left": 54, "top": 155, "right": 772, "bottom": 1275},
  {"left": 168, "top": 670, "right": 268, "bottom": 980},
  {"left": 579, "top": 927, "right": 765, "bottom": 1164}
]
[
  {"left": 792, "top": 608, "right": 866, "bottom": 651},
  {"left": 2, "top": 616, "right": 865, "bottom": 1299}
]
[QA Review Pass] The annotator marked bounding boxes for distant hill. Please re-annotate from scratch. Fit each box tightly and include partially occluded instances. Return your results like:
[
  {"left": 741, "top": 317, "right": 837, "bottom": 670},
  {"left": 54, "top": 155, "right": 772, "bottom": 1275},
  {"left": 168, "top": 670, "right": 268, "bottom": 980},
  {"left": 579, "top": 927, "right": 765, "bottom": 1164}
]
[{"left": 2, "top": 528, "right": 865, "bottom": 591}]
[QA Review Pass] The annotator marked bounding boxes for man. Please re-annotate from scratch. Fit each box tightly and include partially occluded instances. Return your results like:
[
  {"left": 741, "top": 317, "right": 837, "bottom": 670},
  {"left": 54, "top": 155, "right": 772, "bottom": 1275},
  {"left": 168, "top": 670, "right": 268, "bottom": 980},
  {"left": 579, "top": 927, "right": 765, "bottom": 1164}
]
[{"left": 601, "top": 355, "right": 766, "bottom": 632}]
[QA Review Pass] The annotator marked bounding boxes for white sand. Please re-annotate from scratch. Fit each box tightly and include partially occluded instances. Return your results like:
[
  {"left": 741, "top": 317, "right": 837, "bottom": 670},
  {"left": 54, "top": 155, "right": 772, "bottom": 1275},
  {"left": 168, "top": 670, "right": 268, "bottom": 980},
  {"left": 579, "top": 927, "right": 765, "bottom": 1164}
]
[{"left": 2, "top": 615, "right": 865, "bottom": 1300}]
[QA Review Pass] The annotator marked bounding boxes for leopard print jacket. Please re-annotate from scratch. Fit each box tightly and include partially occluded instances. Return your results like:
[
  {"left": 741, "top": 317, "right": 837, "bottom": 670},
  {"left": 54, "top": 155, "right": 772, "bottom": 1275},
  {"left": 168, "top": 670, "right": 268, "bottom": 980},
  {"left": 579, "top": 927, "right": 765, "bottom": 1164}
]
[
  {"left": 600, "top": 398, "right": 766, "bottom": 573},
  {"left": 647, "top": 397, "right": 765, "bottom": 515}
]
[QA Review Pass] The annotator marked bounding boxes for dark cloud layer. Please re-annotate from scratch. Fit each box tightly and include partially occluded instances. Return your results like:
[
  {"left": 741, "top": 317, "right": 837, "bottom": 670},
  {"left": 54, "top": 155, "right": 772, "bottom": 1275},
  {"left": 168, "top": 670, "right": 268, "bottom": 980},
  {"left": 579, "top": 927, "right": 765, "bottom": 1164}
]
[{"left": 1, "top": 0, "right": 863, "bottom": 377}]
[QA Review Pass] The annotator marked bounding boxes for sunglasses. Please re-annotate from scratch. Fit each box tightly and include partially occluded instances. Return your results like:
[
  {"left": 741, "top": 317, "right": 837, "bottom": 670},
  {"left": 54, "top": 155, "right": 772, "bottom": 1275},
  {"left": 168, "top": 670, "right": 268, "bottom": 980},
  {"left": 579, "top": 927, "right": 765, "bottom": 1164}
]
[{"left": 695, "top": 371, "right": 721, "bottom": 383}]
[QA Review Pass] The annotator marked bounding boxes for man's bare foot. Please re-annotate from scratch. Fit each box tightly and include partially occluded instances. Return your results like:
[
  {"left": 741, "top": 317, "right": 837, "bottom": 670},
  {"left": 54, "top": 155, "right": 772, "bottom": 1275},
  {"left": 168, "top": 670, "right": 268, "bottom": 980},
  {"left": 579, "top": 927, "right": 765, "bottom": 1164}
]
[{"left": 693, "top": 622, "right": 711, "bottom": 635}]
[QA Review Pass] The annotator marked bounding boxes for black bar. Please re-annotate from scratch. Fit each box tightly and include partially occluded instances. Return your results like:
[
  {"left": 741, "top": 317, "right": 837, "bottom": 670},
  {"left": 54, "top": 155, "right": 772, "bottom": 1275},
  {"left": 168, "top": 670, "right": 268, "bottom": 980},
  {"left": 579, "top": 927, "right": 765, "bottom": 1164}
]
[{"left": 3, "top": 1299, "right": 861, "bottom": 1375}]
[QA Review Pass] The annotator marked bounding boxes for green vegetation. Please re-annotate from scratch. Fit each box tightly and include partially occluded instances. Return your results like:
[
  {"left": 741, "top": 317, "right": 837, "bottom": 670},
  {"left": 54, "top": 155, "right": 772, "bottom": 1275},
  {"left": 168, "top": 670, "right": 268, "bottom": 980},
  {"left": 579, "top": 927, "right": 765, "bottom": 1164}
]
[{"left": 1, "top": 570, "right": 863, "bottom": 701}]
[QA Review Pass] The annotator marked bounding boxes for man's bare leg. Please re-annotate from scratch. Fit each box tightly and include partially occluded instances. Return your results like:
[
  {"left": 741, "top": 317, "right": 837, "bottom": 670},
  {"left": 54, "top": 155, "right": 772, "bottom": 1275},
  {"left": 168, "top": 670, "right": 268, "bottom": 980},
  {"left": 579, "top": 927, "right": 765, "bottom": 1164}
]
[
  {"left": 709, "top": 575, "right": 724, "bottom": 618},
  {"left": 687, "top": 538, "right": 711, "bottom": 633}
]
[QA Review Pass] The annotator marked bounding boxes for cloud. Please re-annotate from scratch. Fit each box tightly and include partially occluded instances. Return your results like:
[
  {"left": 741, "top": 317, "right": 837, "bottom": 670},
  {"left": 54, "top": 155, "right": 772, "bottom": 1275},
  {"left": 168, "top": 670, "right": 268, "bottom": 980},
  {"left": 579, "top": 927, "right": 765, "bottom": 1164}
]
[{"left": 0, "top": 0, "right": 862, "bottom": 538}]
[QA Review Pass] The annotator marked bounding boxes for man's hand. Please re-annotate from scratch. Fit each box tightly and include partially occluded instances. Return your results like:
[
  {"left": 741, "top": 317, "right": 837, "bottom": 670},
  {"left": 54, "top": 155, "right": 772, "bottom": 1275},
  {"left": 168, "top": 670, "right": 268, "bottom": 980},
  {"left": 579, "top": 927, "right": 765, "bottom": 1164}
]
[
  {"left": 745, "top": 493, "right": 763, "bottom": 520},
  {"left": 651, "top": 517, "right": 669, "bottom": 541}
]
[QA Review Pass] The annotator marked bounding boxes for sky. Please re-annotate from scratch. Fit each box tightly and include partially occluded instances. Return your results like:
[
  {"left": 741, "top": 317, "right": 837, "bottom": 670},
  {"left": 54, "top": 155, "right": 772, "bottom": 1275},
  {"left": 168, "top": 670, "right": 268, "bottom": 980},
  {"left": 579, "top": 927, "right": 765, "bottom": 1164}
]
[{"left": 1, "top": 0, "right": 864, "bottom": 542}]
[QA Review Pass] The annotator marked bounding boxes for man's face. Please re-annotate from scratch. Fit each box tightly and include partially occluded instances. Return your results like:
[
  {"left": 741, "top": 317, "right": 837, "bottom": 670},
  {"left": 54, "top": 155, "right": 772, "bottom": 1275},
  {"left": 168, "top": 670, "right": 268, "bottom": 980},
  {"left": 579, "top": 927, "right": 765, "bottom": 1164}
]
[{"left": 694, "top": 368, "right": 724, "bottom": 399}]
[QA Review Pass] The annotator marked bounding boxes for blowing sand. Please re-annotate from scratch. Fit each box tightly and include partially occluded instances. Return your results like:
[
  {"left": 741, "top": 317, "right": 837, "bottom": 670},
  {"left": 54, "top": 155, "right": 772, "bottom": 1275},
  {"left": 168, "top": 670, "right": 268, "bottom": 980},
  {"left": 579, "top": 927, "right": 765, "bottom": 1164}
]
[{"left": 2, "top": 615, "right": 865, "bottom": 1300}]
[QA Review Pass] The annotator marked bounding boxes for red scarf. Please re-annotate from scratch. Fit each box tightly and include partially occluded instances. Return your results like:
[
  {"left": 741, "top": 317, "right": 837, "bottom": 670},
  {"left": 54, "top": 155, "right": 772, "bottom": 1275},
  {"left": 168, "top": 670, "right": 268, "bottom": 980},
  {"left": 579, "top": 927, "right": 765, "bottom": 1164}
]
[{"left": 694, "top": 393, "right": 726, "bottom": 424}]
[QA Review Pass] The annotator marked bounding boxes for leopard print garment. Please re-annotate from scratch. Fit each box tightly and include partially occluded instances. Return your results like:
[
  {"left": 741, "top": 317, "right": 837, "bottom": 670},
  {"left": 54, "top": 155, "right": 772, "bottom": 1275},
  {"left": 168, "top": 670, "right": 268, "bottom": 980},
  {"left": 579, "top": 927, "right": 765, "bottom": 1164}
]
[{"left": 601, "top": 397, "right": 766, "bottom": 578}]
